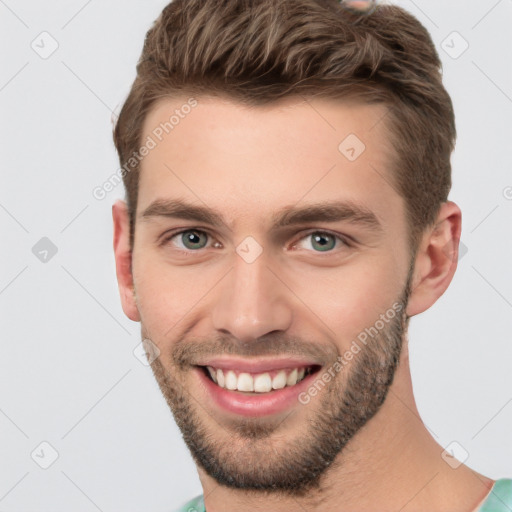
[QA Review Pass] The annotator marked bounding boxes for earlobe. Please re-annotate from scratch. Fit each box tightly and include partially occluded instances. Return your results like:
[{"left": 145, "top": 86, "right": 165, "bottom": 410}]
[
  {"left": 112, "top": 200, "right": 141, "bottom": 322},
  {"left": 405, "top": 201, "right": 462, "bottom": 317}
]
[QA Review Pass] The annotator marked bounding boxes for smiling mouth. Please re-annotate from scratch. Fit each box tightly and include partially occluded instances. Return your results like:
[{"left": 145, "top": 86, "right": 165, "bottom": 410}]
[{"left": 199, "top": 365, "right": 321, "bottom": 393}]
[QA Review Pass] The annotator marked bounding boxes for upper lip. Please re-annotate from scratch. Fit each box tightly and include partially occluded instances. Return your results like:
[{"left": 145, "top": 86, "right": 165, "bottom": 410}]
[{"left": 196, "top": 357, "right": 321, "bottom": 374}]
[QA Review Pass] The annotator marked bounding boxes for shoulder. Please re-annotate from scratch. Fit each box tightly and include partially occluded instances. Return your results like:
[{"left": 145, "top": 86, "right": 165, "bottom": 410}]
[
  {"left": 173, "top": 494, "right": 205, "bottom": 512},
  {"left": 479, "top": 478, "right": 512, "bottom": 511}
]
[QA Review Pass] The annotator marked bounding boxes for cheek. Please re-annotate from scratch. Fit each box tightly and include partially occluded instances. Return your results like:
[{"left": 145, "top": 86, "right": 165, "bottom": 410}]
[
  {"left": 133, "top": 255, "right": 218, "bottom": 337},
  {"left": 286, "top": 257, "right": 403, "bottom": 343}
]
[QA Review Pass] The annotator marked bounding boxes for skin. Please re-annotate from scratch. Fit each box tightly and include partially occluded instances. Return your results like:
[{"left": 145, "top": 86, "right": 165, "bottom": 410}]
[{"left": 113, "top": 95, "right": 494, "bottom": 511}]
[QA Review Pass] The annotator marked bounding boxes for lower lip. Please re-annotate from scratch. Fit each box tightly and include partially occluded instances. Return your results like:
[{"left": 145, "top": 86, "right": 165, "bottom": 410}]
[{"left": 195, "top": 367, "right": 319, "bottom": 417}]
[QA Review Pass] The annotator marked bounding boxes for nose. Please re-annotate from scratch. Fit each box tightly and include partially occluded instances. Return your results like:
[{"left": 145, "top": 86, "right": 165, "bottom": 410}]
[{"left": 211, "top": 250, "right": 293, "bottom": 343}]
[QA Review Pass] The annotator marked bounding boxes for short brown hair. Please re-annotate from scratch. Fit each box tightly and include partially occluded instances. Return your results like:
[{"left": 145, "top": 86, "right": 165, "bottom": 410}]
[{"left": 113, "top": 0, "right": 456, "bottom": 253}]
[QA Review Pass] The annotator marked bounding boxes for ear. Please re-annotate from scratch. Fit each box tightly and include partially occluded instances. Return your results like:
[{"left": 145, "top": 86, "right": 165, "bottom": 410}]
[
  {"left": 406, "top": 201, "right": 462, "bottom": 317},
  {"left": 112, "top": 200, "right": 140, "bottom": 322}
]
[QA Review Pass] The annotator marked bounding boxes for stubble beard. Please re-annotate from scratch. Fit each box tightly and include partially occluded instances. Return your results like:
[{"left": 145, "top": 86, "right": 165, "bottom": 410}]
[{"left": 148, "top": 273, "right": 412, "bottom": 497}]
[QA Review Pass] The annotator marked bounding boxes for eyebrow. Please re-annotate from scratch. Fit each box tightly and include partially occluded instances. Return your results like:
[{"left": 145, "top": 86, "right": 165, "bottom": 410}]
[
  {"left": 140, "top": 199, "right": 229, "bottom": 229},
  {"left": 140, "top": 198, "right": 384, "bottom": 234}
]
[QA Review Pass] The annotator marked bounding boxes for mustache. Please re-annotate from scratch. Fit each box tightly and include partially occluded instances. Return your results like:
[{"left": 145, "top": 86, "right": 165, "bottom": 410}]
[{"left": 171, "top": 332, "right": 338, "bottom": 370}]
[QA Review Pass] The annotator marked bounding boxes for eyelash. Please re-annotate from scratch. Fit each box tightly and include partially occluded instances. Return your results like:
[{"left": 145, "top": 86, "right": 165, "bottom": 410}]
[{"left": 160, "top": 228, "right": 353, "bottom": 254}]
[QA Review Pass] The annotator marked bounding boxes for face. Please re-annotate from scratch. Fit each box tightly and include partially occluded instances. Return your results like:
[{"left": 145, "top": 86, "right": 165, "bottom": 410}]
[{"left": 123, "top": 95, "right": 415, "bottom": 494}]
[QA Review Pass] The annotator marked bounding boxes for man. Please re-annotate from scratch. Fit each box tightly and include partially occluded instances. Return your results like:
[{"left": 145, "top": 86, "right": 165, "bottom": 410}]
[{"left": 111, "top": 0, "right": 512, "bottom": 510}]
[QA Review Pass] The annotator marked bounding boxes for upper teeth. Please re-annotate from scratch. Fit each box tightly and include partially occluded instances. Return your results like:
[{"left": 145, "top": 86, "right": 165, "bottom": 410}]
[{"left": 206, "top": 366, "right": 308, "bottom": 393}]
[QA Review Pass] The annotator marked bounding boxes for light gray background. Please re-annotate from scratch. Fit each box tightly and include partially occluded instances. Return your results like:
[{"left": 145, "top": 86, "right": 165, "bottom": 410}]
[{"left": 1, "top": 0, "right": 511, "bottom": 510}]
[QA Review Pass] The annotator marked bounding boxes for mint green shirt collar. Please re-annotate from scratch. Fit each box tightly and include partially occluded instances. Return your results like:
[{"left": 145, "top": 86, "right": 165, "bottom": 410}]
[{"left": 176, "top": 478, "right": 512, "bottom": 512}]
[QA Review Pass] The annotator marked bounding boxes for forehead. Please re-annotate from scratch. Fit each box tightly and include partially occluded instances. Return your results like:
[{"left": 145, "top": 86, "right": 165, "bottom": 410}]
[{"left": 137, "top": 94, "right": 403, "bottom": 232}]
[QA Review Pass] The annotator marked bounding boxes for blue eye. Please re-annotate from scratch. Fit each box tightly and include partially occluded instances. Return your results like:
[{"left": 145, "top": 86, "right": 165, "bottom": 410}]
[
  {"left": 310, "top": 232, "right": 336, "bottom": 251},
  {"left": 161, "top": 229, "right": 349, "bottom": 254},
  {"left": 167, "top": 229, "right": 210, "bottom": 250},
  {"left": 295, "top": 231, "right": 348, "bottom": 252}
]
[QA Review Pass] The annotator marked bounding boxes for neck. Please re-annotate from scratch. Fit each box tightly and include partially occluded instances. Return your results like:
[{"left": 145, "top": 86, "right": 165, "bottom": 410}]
[{"left": 198, "top": 344, "right": 494, "bottom": 512}]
